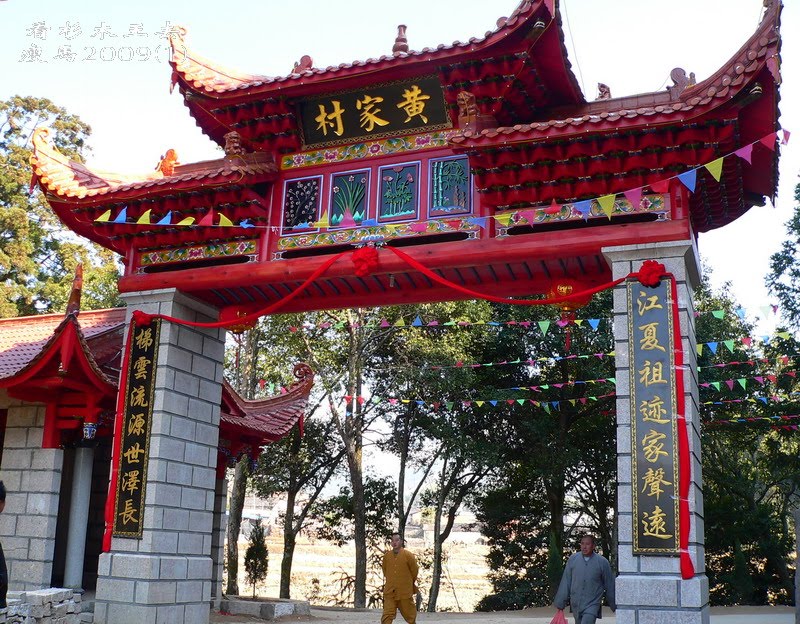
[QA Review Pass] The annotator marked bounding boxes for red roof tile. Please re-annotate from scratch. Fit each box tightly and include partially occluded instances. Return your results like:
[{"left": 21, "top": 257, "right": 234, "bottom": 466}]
[
  {"left": 450, "top": 1, "right": 781, "bottom": 148},
  {"left": 168, "top": 1, "right": 567, "bottom": 96},
  {"left": 0, "top": 309, "right": 313, "bottom": 444},
  {"left": 0, "top": 309, "right": 126, "bottom": 381},
  {"left": 30, "top": 127, "right": 276, "bottom": 200}
]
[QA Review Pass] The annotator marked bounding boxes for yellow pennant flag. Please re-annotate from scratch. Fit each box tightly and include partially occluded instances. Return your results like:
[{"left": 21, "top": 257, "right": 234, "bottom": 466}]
[
  {"left": 315, "top": 211, "right": 330, "bottom": 229},
  {"left": 704, "top": 157, "right": 725, "bottom": 182},
  {"left": 475, "top": 401, "right": 484, "bottom": 407},
  {"left": 176, "top": 217, "right": 196, "bottom": 226},
  {"left": 218, "top": 213, "right": 234, "bottom": 227},
  {"left": 95, "top": 209, "right": 111, "bottom": 223},
  {"left": 597, "top": 195, "right": 616, "bottom": 219},
  {"left": 494, "top": 213, "right": 513, "bottom": 226},
  {"left": 136, "top": 209, "right": 152, "bottom": 225},
  {"left": 394, "top": 318, "right": 406, "bottom": 327}
]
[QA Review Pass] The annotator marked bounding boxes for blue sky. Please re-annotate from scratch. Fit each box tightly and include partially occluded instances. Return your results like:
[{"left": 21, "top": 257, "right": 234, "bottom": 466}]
[{"left": 1, "top": 0, "right": 797, "bottom": 332}]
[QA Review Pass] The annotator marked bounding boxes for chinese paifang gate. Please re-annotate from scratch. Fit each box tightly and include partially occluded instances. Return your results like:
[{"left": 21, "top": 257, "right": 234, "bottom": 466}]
[{"left": 12, "top": 0, "right": 784, "bottom": 622}]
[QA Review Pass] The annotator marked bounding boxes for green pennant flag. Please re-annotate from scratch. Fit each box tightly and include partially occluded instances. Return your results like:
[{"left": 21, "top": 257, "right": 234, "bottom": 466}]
[
  {"left": 737, "top": 378, "right": 747, "bottom": 390},
  {"left": 443, "top": 321, "right": 456, "bottom": 326},
  {"left": 543, "top": 404, "right": 551, "bottom": 414},
  {"left": 517, "top": 399, "right": 526, "bottom": 406},
  {"left": 445, "top": 402, "right": 454, "bottom": 410},
  {"left": 510, "top": 358, "right": 521, "bottom": 364},
  {"left": 607, "top": 377, "right": 616, "bottom": 385},
  {"left": 538, "top": 320, "right": 551, "bottom": 336},
  {"left": 540, "top": 384, "right": 549, "bottom": 390},
  {"left": 712, "top": 310, "right": 725, "bottom": 319},
  {"left": 712, "top": 381, "right": 721, "bottom": 391},
  {"left": 723, "top": 340, "right": 735, "bottom": 353}
]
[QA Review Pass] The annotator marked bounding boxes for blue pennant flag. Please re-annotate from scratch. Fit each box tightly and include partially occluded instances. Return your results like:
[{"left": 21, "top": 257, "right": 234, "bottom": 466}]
[
  {"left": 735, "top": 307, "right": 746, "bottom": 320},
  {"left": 588, "top": 319, "right": 600, "bottom": 331},
  {"left": 489, "top": 400, "right": 498, "bottom": 407},
  {"left": 677, "top": 169, "right": 697, "bottom": 192},
  {"left": 113, "top": 207, "right": 128, "bottom": 223},
  {"left": 467, "top": 217, "right": 488, "bottom": 229},
  {"left": 707, "top": 342, "right": 718, "bottom": 354},
  {"left": 412, "top": 316, "right": 423, "bottom": 327},
  {"left": 156, "top": 211, "right": 172, "bottom": 226},
  {"left": 361, "top": 218, "right": 378, "bottom": 226},
  {"left": 239, "top": 219, "right": 254, "bottom": 229},
  {"left": 574, "top": 200, "right": 592, "bottom": 220}
]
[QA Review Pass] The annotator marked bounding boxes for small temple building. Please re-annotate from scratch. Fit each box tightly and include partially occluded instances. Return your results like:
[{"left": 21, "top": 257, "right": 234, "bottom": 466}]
[{"left": 13, "top": 0, "right": 783, "bottom": 622}]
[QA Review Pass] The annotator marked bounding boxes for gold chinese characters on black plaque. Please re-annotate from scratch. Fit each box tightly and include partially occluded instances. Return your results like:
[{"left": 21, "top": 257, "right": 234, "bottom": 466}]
[
  {"left": 112, "top": 318, "right": 161, "bottom": 538},
  {"left": 297, "top": 76, "right": 451, "bottom": 149},
  {"left": 627, "top": 280, "right": 680, "bottom": 554}
]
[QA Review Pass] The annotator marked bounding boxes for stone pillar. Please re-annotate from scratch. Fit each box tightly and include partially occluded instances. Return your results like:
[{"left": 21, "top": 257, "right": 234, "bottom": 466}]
[
  {"left": 0, "top": 398, "right": 62, "bottom": 589},
  {"left": 94, "top": 289, "right": 225, "bottom": 624},
  {"left": 210, "top": 477, "right": 227, "bottom": 609},
  {"left": 64, "top": 445, "right": 94, "bottom": 589},
  {"left": 603, "top": 240, "right": 709, "bottom": 624}
]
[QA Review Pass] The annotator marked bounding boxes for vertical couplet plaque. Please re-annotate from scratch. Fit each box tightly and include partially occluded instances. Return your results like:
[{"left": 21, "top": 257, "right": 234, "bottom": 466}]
[
  {"left": 628, "top": 280, "right": 680, "bottom": 554},
  {"left": 112, "top": 318, "right": 161, "bottom": 538}
]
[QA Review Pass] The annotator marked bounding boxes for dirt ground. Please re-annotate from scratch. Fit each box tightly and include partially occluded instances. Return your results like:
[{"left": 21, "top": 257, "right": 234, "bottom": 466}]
[{"left": 210, "top": 605, "right": 796, "bottom": 623}]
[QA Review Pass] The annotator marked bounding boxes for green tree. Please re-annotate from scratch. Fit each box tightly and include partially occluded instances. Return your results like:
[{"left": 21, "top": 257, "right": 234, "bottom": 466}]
[
  {"left": 0, "top": 95, "right": 120, "bottom": 316},
  {"left": 696, "top": 277, "right": 799, "bottom": 604},
  {"left": 455, "top": 289, "right": 617, "bottom": 610},
  {"left": 243, "top": 518, "right": 269, "bottom": 598},
  {"left": 767, "top": 183, "right": 800, "bottom": 330}
]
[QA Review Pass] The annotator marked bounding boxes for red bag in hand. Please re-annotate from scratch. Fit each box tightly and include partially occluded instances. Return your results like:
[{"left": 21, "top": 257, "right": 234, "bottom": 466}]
[{"left": 549, "top": 610, "right": 568, "bottom": 624}]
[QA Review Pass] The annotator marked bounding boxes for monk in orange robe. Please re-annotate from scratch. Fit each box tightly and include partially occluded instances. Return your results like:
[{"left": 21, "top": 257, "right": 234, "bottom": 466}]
[{"left": 381, "top": 532, "right": 418, "bottom": 624}]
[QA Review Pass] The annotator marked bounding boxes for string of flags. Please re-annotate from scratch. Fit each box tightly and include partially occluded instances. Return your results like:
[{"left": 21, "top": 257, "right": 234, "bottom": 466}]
[
  {"left": 341, "top": 391, "right": 617, "bottom": 412},
  {"left": 92, "top": 130, "right": 789, "bottom": 231},
  {"left": 699, "top": 353, "right": 799, "bottom": 372},
  {"left": 701, "top": 371, "right": 798, "bottom": 392},
  {"left": 705, "top": 413, "right": 800, "bottom": 428},
  {"left": 280, "top": 305, "right": 782, "bottom": 334}
]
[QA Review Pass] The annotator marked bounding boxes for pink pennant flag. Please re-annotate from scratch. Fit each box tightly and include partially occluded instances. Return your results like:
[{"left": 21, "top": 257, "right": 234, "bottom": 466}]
[
  {"left": 741, "top": 337, "right": 753, "bottom": 347},
  {"left": 734, "top": 144, "right": 753, "bottom": 164},
  {"left": 759, "top": 132, "right": 778, "bottom": 151},
  {"left": 410, "top": 222, "right": 429, "bottom": 233},
  {"left": 780, "top": 129, "right": 790, "bottom": 145},
  {"left": 339, "top": 209, "right": 357, "bottom": 228},
  {"left": 623, "top": 187, "right": 643, "bottom": 209},
  {"left": 725, "top": 380, "right": 734, "bottom": 390},
  {"left": 518, "top": 209, "right": 536, "bottom": 224},
  {"left": 198, "top": 210, "right": 215, "bottom": 226},
  {"left": 446, "top": 219, "right": 462, "bottom": 230}
]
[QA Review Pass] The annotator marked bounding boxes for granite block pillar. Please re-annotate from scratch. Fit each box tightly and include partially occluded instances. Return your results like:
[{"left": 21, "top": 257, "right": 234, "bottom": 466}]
[
  {"left": 0, "top": 398, "right": 62, "bottom": 590},
  {"left": 603, "top": 240, "right": 709, "bottom": 624},
  {"left": 94, "top": 289, "right": 225, "bottom": 624}
]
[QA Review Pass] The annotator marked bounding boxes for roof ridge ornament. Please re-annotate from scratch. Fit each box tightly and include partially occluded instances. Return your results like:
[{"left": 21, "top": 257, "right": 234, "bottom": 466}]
[
  {"left": 292, "top": 55, "right": 313, "bottom": 74},
  {"left": 667, "top": 68, "right": 696, "bottom": 101},
  {"left": 393, "top": 24, "right": 408, "bottom": 55},
  {"left": 65, "top": 264, "right": 84, "bottom": 316}
]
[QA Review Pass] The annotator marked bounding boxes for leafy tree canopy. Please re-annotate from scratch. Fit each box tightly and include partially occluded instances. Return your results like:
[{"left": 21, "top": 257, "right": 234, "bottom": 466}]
[{"left": 1, "top": 95, "right": 120, "bottom": 317}]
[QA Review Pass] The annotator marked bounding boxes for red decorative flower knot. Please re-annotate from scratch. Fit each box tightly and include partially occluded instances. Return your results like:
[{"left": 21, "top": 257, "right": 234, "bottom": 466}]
[
  {"left": 352, "top": 246, "right": 379, "bottom": 277},
  {"left": 131, "top": 310, "right": 155, "bottom": 326},
  {"left": 638, "top": 260, "right": 667, "bottom": 287}
]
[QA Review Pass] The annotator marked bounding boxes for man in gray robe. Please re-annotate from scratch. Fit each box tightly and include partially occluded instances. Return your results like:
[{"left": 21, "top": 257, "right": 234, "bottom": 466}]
[{"left": 554, "top": 534, "right": 616, "bottom": 624}]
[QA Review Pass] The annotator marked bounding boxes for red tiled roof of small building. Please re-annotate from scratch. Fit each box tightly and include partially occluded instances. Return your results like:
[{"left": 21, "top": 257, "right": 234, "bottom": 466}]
[
  {"left": 0, "top": 309, "right": 313, "bottom": 445},
  {"left": 0, "top": 308, "right": 126, "bottom": 382}
]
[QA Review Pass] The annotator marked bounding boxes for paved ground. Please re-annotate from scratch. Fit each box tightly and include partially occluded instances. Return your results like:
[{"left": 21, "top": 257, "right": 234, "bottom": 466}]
[{"left": 211, "top": 605, "right": 796, "bottom": 623}]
